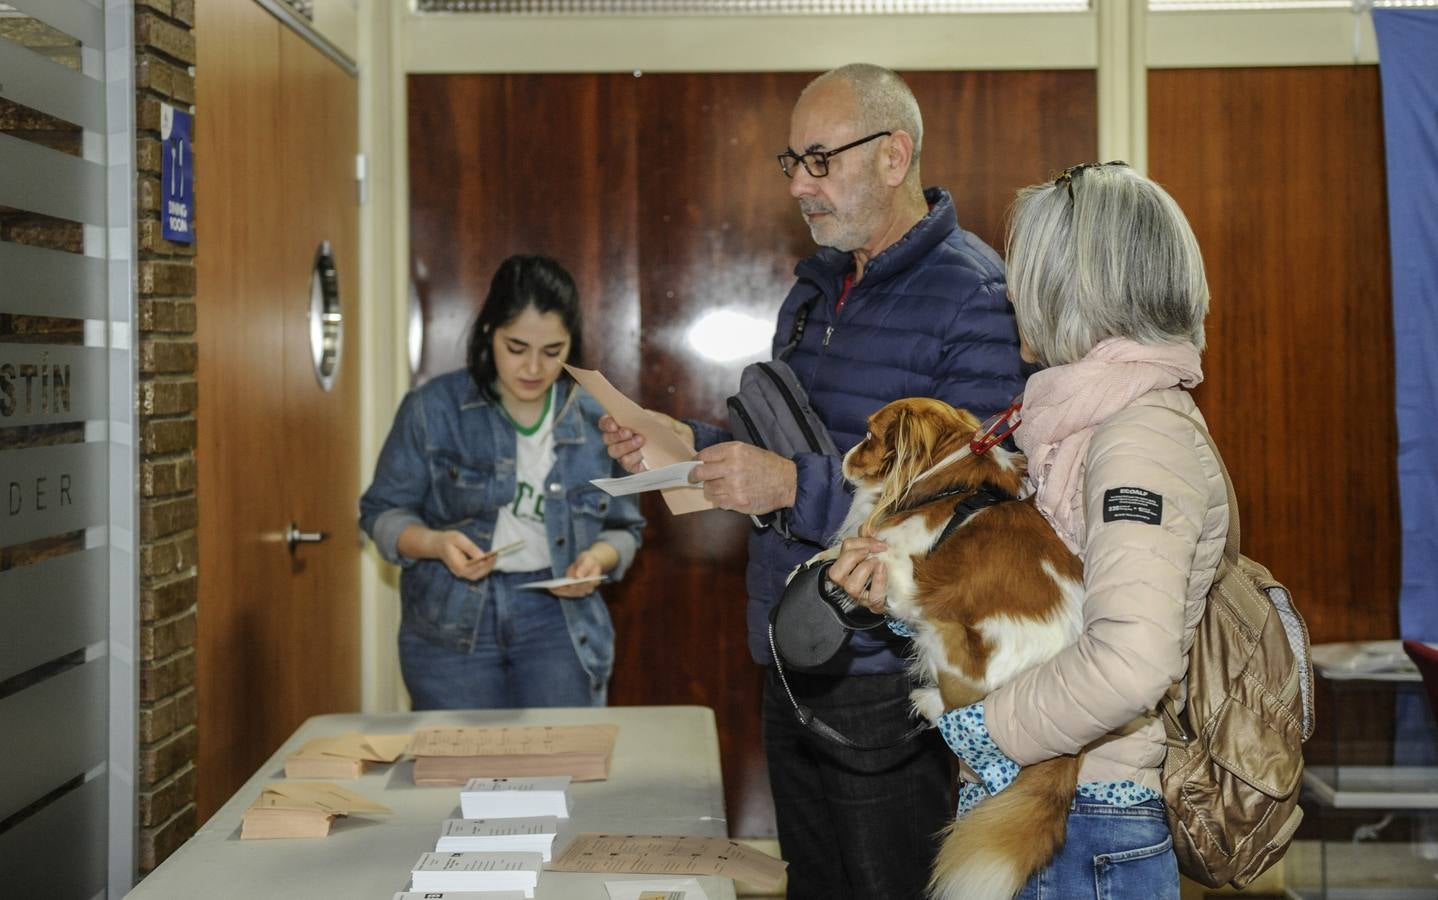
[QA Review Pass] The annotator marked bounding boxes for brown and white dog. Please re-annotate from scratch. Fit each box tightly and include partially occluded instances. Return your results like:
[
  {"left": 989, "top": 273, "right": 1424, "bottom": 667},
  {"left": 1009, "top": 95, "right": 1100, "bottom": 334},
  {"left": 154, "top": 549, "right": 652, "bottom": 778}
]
[{"left": 833, "top": 397, "right": 1086, "bottom": 900}]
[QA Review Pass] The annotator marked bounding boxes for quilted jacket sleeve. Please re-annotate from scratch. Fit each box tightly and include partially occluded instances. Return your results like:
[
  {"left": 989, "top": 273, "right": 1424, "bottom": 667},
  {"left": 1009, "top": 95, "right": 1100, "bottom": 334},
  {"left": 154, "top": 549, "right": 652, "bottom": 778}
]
[{"left": 982, "top": 404, "right": 1212, "bottom": 764}]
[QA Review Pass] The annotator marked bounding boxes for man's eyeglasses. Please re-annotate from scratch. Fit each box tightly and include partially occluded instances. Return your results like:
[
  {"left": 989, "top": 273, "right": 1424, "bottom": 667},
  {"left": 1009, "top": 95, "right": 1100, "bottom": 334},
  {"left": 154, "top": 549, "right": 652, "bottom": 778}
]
[
  {"left": 777, "top": 131, "right": 891, "bottom": 179},
  {"left": 1054, "top": 160, "right": 1129, "bottom": 199}
]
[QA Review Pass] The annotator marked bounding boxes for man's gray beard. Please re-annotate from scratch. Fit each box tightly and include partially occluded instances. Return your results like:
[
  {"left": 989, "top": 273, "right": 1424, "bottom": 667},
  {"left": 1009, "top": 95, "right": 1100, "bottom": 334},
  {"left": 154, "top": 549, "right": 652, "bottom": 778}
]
[{"left": 807, "top": 216, "right": 866, "bottom": 252}]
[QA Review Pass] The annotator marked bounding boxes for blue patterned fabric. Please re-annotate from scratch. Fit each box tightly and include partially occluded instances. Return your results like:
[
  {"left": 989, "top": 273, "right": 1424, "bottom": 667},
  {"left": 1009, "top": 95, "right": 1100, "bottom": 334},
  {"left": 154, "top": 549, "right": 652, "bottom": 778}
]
[
  {"left": 940, "top": 701, "right": 1161, "bottom": 817},
  {"left": 886, "top": 617, "right": 915, "bottom": 638}
]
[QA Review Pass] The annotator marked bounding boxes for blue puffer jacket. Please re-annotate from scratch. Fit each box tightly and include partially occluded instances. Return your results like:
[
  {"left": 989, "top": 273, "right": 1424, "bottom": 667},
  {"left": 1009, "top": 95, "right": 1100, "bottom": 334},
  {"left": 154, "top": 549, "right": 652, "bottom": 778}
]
[{"left": 692, "top": 187, "right": 1024, "bottom": 674}]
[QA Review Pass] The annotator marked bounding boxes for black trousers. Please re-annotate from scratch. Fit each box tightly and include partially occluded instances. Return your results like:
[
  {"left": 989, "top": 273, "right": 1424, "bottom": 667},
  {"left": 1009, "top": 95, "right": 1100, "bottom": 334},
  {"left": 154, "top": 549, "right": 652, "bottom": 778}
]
[{"left": 762, "top": 667, "right": 954, "bottom": 900}]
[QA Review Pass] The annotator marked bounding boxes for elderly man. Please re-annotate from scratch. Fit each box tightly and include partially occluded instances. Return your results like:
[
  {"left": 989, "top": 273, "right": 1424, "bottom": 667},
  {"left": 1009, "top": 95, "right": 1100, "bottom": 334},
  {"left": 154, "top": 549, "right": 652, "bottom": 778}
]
[{"left": 603, "top": 64, "right": 1023, "bottom": 898}]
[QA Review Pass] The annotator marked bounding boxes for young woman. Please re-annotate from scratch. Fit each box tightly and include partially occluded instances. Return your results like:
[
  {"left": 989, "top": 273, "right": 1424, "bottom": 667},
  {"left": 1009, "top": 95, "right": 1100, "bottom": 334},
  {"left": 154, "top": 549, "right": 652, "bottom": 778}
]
[
  {"left": 831, "top": 163, "right": 1229, "bottom": 898},
  {"left": 360, "top": 255, "right": 644, "bottom": 710}
]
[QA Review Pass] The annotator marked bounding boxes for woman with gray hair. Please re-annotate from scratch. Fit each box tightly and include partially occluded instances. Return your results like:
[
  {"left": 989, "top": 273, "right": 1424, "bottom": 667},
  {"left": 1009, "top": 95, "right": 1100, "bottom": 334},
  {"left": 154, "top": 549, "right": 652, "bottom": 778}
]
[{"left": 833, "top": 162, "right": 1230, "bottom": 898}]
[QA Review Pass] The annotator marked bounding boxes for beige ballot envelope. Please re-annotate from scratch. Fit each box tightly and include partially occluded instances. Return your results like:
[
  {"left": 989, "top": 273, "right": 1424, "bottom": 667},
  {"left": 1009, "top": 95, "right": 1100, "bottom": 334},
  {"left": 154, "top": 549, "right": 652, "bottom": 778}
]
[
  {"left": 240, "top": 782, "right": 391, "bottom": 839},
  {"left": 284, "top": 731, "right": 412, "bottom": 778},
  {"left": 565, "top": 365, "right": 712, "bottom": 514}
]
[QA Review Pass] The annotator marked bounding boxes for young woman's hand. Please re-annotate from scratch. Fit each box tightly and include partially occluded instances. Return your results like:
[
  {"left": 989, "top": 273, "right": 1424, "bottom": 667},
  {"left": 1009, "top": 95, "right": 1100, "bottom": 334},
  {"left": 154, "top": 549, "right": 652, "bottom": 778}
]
[
  {"left": 398, "top": 525, "right": 497, "bottom": 581},
  {"left": 550, "top": 542, "right": 619, "bottom": 598}
]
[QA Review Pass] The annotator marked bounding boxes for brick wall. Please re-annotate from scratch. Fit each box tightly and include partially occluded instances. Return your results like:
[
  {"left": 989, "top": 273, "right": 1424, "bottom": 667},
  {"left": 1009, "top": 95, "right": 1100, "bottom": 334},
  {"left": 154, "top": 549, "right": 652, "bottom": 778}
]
[{"left": 134, "top": 0, "right": 199, "bottom": 874}]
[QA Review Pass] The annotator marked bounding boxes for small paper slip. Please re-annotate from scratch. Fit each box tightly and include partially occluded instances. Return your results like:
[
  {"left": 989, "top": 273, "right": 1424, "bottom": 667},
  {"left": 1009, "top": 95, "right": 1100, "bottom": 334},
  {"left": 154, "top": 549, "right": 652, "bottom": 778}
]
[
  {"left": 461, "top": 776, "right": 571, "bottom": 819},
  {"left": 411, "top": 851, "right": 542, "bottom": 897},
  {"left": 436, "top": 816, "right": 561, "bottom": 860},
  {"left": 565, "top": 365, "right": 712, "bottom": 515},
  {"left": 519, "top": 574, "right": 607, "bottom": 590},
  {"left": 551, "top": 834, "right": 787, "bottom": 892},
  {"left": 284, "top": 731, "right": 412, "bottom": 779},
  {"left": 394, "top": 893, "right": 527, "bottom": 900},
  {"left": 591, "top": 461, "right": 700, "bottom": 497},
  {"left": 605, "top": 879, "right": 710, "bottom": 900},
  {"left": 240, "top": 782, "right": 390, "bottom": 839}
]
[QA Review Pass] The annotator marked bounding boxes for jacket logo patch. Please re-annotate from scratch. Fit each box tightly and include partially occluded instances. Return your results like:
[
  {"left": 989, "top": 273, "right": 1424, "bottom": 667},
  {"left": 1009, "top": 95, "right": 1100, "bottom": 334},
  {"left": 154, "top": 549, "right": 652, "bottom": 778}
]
[{"left": 1102, "top": 487, "right": 1163, "bottom": 525}]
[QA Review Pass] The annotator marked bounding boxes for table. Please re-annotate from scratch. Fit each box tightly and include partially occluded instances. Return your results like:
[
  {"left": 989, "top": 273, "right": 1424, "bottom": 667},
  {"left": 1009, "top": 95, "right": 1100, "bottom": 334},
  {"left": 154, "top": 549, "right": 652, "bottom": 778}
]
[
  {"left": 126, "top": 706, "right": 737, "bottom": 900},
  {"left": 1287, "top": 643, "right": 1438, "bottom": 900}
]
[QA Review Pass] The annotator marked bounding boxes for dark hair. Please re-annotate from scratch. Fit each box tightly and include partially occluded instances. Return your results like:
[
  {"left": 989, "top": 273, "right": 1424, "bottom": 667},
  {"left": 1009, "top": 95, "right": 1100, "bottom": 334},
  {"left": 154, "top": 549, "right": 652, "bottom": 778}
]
[{"left": 466, "top": 254, "right": 583, "bottom": 399}]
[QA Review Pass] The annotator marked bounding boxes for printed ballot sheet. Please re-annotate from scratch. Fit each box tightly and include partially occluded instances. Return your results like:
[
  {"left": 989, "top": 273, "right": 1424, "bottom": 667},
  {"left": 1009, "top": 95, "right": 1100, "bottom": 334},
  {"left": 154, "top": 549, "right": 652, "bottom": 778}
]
[
  {"left": 564, "top": 365, "right": 712, "bottom": 514},
  {"left": 519, "top": 575, "right": 607, "bottom": 591},
  {"left": 412, "top": 725, "right": 618, "bottom": 758},
  {"left": 590, "top": 461, "right": 700, "bottom": 497},
  {"left": 550, "top": 834, "right": 787, "bottom": 891}
]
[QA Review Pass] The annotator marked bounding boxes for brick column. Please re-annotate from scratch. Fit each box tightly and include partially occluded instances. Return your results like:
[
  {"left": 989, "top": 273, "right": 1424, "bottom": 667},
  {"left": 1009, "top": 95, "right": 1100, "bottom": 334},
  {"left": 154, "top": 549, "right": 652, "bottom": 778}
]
[{"left": 134, "top": 0, "right": 199, "bottom": 874}]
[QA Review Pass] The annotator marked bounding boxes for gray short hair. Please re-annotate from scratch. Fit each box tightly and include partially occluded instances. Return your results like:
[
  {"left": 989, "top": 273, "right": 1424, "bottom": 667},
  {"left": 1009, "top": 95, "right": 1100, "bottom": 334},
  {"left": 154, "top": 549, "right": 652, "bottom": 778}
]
[
  {"left": 806, "top": 63, "right": 924, "bottom": 177},
  {"left": 1005, "top": 164, "right": 1209, "bottom": 367}
]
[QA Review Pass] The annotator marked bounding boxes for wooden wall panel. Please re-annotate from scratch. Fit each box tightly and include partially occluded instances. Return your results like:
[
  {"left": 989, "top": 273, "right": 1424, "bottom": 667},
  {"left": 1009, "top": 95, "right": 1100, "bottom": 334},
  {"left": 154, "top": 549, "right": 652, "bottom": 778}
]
[
  {"left": 407, "top": 70, "right": 1096, "bottom": 838},
  {"left": 407, "top": 74, "right": 641, "bottom": 389},
  {"left": 1149, "top": 66, "right": 1397, "bottom": 645}
]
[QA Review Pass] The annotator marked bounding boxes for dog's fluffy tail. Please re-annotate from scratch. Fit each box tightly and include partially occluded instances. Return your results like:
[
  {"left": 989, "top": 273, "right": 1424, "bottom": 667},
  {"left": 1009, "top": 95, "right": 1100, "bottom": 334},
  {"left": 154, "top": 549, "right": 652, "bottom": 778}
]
[{"left": 928, "top": 754, "right": 1082, "bottom": 900}]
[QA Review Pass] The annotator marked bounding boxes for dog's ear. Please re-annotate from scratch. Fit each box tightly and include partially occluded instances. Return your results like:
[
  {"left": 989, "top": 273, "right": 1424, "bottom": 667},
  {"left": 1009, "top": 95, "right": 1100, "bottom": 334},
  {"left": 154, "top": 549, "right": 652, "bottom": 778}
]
[{"left": 889, "top": 403, "right": 942, "bottom": 490}]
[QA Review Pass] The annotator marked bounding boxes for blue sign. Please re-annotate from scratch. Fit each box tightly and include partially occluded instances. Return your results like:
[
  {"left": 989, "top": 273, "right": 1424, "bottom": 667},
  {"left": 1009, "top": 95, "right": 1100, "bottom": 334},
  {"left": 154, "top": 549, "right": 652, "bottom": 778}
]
[{"left": 161, "top": 103, "right": 193, "bottom": 244}]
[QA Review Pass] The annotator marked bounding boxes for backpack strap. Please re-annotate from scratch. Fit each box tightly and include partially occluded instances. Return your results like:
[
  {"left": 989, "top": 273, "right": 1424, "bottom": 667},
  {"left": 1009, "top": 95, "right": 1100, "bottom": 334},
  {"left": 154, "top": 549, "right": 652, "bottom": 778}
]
[
  {"left": 1153, "top": 405, "right": 1241, "bottom": 565},
  {"left": 1150, "top": 404, "right": 1237, "bottom": 745}
]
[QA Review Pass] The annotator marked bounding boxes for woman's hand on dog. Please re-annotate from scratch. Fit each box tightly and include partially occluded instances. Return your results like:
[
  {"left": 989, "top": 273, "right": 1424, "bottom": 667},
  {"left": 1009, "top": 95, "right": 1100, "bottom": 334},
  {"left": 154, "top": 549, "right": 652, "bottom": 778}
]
[{"left": 828, "top": 535, "right": 890, "bottom": 613}]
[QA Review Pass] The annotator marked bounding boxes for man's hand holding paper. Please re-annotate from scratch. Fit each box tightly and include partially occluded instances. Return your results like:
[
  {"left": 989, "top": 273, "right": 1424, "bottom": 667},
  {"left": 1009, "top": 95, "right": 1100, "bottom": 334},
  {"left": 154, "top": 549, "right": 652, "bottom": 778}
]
[{"left": 568, "top": 365, "right": 712, "bottom": 514}]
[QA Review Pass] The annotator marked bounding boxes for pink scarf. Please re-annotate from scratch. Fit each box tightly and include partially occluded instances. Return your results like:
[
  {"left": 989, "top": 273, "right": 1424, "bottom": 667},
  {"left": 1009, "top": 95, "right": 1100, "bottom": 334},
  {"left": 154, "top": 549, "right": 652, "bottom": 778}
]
[{"left": 1014, "top": 337, "right": 1204, "bottom": 553}]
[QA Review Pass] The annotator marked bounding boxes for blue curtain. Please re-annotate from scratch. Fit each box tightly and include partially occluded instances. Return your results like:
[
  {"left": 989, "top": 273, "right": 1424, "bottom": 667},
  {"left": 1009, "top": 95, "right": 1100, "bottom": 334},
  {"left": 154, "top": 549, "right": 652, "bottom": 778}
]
[{"left": 1375, "top": 11, "right": 1438, "bottom": 642}]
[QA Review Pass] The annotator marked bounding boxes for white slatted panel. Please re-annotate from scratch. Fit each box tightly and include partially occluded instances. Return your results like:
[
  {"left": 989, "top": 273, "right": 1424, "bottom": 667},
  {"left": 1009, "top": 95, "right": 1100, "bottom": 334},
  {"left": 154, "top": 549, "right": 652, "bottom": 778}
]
[
  {"left": 0, "top": 0, "right": 136, "bottom": 892},
  {"left": 0, "top": 660, "right": 108, "bottom": 822},
  {"left": 0, "top": 549, "right": 108, "bottom": 684}
]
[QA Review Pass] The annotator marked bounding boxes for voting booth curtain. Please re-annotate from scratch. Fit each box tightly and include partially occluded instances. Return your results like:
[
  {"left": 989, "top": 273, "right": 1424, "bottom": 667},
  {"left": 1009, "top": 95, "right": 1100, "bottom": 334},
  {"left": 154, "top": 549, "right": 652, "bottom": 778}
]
[{"left": 1375, "top": 10, "right": 1438, "bottom": 643}]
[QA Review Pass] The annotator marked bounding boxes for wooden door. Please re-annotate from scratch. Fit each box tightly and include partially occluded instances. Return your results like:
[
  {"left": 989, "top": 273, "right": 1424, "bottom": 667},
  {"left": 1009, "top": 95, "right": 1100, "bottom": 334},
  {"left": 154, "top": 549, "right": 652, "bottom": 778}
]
[{"left": 195, "top": 0, "right": 361, "bottom": 819}]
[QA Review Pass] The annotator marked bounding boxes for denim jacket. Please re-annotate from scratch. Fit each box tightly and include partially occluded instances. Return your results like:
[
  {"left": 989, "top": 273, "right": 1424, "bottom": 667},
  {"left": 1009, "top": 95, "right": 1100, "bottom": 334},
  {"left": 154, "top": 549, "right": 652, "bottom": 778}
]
[{"left": 359, "top": 371, "right": 645, "bottom": 681}]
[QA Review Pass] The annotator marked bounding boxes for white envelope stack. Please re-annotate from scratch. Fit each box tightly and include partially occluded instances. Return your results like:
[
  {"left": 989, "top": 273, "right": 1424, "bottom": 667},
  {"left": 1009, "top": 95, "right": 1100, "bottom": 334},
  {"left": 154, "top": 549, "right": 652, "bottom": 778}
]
[
  {"left": 435, "top": 816, "right": 560, "bottom": 861},
  {"left": 409, "top": 852, "right": 543, "bottom": 897},
  {"left": 459, "top": 776, "right": 571, "bottom": 820}
]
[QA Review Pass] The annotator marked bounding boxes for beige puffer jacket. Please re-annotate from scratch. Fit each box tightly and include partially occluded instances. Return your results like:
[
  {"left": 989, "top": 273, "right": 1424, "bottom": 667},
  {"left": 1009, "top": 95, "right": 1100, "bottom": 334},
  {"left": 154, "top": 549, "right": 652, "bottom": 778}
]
[{"left": 985, "top": 388, "right": 1229, "bottom": 792}]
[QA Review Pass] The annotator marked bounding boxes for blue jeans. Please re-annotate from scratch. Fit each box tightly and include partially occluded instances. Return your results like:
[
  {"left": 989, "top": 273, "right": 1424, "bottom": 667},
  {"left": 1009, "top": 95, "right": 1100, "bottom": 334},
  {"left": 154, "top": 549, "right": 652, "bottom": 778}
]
[
  {"left": 398, "top": 569, "right": 606, "bottom": 709},
  {"left": 762, "top": 668, "right": 953, "bottom": 900},
  {"left": 1016, "top": 798, "right": 1179, "bottom": 900}
]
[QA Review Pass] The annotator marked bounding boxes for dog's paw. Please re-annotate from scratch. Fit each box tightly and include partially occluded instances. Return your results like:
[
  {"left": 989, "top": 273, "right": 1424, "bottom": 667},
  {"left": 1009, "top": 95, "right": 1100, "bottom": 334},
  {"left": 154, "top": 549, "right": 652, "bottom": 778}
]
[{"left": 910, "top": 687, "right": 945, "bottom": 723}]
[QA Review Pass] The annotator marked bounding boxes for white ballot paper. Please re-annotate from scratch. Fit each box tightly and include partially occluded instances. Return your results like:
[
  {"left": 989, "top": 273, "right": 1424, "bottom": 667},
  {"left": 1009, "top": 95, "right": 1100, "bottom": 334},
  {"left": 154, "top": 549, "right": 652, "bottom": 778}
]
[
  {"left": 394, "top": 893, "right": 526, "bottom": 900},
  {"left": 565, "top": 365, "right": 712, "bottom": 515},
  {"left": 591, "top": 461, "right": 700, "bottom": 497},
  {"left": 605, "top": 878, "right": 711, "bottom": 900},
  {"left": 519, "top": 575, "right": 607, "bottom": 591}
]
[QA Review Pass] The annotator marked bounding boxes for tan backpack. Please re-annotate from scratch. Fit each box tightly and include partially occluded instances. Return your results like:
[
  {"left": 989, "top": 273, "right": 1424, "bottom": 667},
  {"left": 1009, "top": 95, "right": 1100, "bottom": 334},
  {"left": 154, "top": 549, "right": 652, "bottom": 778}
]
[{"left": 1158, "top": 411, "right": 1316, "bottom": 889}]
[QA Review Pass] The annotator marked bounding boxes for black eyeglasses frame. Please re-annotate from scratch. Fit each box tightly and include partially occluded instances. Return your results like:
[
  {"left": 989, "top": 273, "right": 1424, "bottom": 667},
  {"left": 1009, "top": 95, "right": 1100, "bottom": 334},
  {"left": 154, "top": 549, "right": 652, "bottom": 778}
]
[{"left": 777, "top": 130, "right": 893, "bottom": 179}]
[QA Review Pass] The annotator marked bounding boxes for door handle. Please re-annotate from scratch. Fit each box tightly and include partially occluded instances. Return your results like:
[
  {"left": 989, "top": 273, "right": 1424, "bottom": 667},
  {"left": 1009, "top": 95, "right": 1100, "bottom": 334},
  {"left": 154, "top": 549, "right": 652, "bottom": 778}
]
[{"left": 286, "top": 522, "right": 329, "bottom": 553}]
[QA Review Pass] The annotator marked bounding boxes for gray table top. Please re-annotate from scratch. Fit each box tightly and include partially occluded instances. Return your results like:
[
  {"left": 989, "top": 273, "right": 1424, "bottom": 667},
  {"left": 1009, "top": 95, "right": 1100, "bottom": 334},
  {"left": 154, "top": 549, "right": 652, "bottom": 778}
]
[{"left": 126, "top": 706, "right": 736, "bottom": 900}]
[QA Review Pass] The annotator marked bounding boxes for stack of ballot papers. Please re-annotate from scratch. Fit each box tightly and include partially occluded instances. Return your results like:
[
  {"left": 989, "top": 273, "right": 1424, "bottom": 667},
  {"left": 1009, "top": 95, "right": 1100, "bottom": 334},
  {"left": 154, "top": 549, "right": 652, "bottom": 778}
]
[
  {"left": 239, "top": 783, "right": 390, "bottom": 839},
  {"left": 410, "top": 851, "right": 543, "bottom": 896},
  {"left": 436, "top": 816, "right": 561, "bottom": 860},
  {"left": 393, "top": 893, "right": 526, "bottom": 900},
  {"left": 410, "top": 724, "right": 618, "bottom": 784},
  {"left": 460, "top": 776, "right": 571, "bottom": 819},
  {"left": 283, "top": 731, "right": 411, "bottom": 779}
]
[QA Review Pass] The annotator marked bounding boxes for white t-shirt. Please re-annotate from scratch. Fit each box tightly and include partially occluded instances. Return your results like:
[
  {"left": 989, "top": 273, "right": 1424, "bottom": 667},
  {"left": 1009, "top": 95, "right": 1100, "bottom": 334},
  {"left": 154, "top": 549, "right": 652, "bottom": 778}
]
[{"left": 492, "top": 387, "right": 556, "bottom": 573}]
